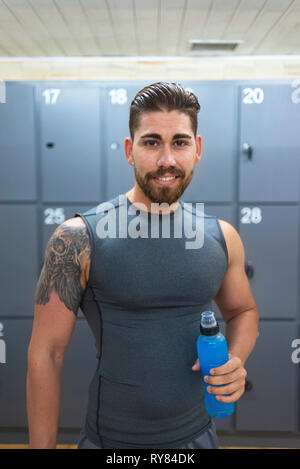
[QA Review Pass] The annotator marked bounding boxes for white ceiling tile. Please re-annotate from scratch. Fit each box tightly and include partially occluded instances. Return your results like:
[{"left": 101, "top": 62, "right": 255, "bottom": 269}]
[
  {"left": 134, "top": 0, "right": 159, "bottom": 55},
  {"left": 25, "top": 0, "right": 83, "bottom": 55},
  {"left": 51, "top": 0, "right": 100, "bottom": 55},
  {"left": 106, "top": 0, "right": 138, "bottom": 55},
  {"left": 201, "top": 0, "right": 240, "bottom": 39},
  {"left": 159, "top": 0, "right": 187, "bottom": 55},
  {"left": 0, "top": 0, "right": 46, "bottom": 55},
  {"left": 253, "top": 0, "right": 300, "bottom": 54},
  {"left": 237, "top": 0, "right": 295, "bottom": 54},
  {"left": 80, "top": 0, "right": 118, "bottom": 55},
  {"left": 0, "top": 0, "right": 299, "bottom": 57}
]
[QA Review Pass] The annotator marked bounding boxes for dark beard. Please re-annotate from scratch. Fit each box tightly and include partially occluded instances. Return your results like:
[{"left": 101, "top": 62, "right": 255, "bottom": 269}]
[{"left": 134, "top": 165, "right": 194, "bottom": 205}]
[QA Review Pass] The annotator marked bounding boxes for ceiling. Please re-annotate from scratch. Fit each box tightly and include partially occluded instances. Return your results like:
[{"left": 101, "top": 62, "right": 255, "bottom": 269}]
[{"left": 0, "top": 0, "right": 299, "bottom": 57}]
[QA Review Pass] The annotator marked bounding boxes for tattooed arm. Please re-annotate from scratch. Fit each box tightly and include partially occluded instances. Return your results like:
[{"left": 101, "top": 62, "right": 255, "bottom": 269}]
[{"left": 27, "top": 217, "right": 91, "bottom": 449}]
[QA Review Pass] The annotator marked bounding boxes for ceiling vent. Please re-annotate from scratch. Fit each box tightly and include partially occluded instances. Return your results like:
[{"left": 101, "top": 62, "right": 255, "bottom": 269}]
[{"left": 189, "top": 40, "right": 244, "bottom": 55}]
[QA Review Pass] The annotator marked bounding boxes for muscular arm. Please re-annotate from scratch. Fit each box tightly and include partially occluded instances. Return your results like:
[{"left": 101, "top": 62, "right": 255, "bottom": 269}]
[
  {"left": 27, "top": 217, "right": 91, "bottom": 449},
  {"left": 192, "top": 220, "right": 259, "bottom": 403},
  {"left": 214, "top": 219, "right": 259, "bottom": 365}
]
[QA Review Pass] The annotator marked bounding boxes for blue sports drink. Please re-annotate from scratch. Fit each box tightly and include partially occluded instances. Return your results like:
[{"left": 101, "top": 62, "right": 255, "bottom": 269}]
[{"left": 196, "top": 311, "right": 235, "bottom": 418}]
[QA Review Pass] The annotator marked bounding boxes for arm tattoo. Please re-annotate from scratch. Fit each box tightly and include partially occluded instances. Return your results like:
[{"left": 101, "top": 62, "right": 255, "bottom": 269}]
[{"left": 35, "top": 222, "right": 91, "bottom": 313}]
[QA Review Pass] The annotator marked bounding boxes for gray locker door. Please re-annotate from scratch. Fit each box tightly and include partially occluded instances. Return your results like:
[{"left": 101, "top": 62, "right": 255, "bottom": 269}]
[
  {"left": 239, "top": 83, "right": 300, "bottom": 203},
  {"left": 0, "top": 84, "right": 36, "bottom": 201},
  {"left": 59, "top": 319, "right": 98, "bottom": 429},
  {"left": 238, "top": 205, "right": 299, "bottom": 319},
  {"left": 0, "top": 319, "right": 33, "bottom": 427},
  {"left": 40, "top": 86, "right": 102, "bottom": 203},
  {"left": 0, "top": 205, "right": 38, "bottom": 317},
  {"left": 236, "top": 321, "right": 298, "bottom": 432},
  {"left": 104, "top": 83, "right": 150, "bottom": 200},
  {"left": 182, "top": 83, "right": 238, "bottom": 203},
  {"left": 41, "top": 204, "right": 94, "bottom": 319}
]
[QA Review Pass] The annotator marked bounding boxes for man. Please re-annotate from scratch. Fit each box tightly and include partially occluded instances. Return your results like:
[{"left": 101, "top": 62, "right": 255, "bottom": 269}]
[{"left": 27, "top": 82, "right": 259, "bottom": 449}]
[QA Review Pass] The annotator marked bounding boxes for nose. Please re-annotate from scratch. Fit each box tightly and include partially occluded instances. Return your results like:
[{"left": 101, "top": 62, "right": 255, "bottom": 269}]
[{"left": 157, "top": 146, "right": 176, "bottom": 167}]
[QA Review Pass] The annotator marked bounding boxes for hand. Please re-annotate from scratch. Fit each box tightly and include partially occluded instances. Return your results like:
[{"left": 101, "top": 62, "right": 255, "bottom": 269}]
[{"left": 192, "top": 354, "right": 247, "bottom": 403}]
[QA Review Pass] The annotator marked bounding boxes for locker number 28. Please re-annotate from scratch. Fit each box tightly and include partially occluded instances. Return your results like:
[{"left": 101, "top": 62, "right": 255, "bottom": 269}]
[{"left": 240, "top": 207, "right": 262, "bottom": 224}]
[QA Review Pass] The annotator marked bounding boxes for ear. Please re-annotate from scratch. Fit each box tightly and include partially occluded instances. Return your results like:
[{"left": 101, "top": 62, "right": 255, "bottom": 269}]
[
  {"left": 124, "top": 137, "right": 134, "bottom": 166},
  {"left": 195, "top": 135, "right": 202, "bottom": 164}
]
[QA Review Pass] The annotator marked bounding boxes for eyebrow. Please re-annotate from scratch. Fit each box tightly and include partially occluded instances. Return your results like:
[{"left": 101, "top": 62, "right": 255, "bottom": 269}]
[{"left": 140, "top": 133, "right": 192, "bottom": 140}]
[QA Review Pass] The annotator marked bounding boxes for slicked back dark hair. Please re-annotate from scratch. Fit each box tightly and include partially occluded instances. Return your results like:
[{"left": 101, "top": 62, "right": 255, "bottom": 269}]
[{"left": 129, "top": 82, "right": 200, "bottom": 140}]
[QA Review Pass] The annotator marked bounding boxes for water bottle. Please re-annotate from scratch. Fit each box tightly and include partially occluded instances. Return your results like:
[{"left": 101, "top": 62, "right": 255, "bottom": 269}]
[{"left": 196, "top": 311, "right": 235, "bottom": 418}]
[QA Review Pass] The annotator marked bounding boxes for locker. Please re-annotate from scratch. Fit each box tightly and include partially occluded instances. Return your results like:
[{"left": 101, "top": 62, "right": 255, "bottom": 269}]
[
  {"left": 0, "top": 83, "right": 37, "bottom": 201},
  {"left": 236, "top": 321, "right": 299, "bottom": 432},
  {"left": 0, "top": 318, "right": 96, "bottom": 430},
  {"left": 40, "top": 86, "right": 102, "bottom": 203},
  {"left": 239, "top": 83, "right": 300, "bottom": 203},
  {"left": 182, "top": 82, "right": 238, "bottom": 203},
  {"left": 203, "top": 205, "right": 236, "bottom": 226},
  {"left": 0, "top": 205, "right": 38, "bottom": 317},
  {"left": 104, "top": 82, "right": 156, "bottom": 200},
  {"left": 0, "top": 319, "right": 33, "bottom": 427},
  {"left": 238, "top": 205, "right": 299, "bottom": 319},
  {"left": 0, "top": 79, "right": 299, "bottom": 443}
]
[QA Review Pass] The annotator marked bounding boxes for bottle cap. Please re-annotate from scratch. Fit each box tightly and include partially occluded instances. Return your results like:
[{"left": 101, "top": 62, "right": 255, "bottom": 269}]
[{"left": 200, "top": 311, "right": 219, "bottom": 336}]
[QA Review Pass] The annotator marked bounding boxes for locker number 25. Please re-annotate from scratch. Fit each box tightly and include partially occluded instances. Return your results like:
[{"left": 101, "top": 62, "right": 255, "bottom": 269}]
[
  {"left": 240, "top": 207, "right": 262, "bottom": 224},
  {"left": 44, "top": 208, "right": 65, "bottom": 225}
]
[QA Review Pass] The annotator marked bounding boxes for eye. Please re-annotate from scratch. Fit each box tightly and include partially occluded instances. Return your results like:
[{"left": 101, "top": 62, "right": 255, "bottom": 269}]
[
  {"left": 174, "top": 140, "right": 187, "bottom": 147},
  {"left": 144, "top": 140, "right": 159, "bottom": 147}
]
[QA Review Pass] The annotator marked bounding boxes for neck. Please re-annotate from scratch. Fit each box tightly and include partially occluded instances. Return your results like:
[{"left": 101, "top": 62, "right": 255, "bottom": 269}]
[{"left": 125, "top": 185, "right": 180, "bottom": 214}]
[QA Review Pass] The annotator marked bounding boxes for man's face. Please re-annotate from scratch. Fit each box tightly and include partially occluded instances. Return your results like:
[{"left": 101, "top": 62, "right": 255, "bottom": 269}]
[{"left": 125, "top": 110, "right": 202, "bottom": 205}]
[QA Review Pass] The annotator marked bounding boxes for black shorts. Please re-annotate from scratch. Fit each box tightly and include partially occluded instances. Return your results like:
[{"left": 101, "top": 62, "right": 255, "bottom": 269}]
[{"left": 76, "top": 421, "right": 219, "bottom": 449}]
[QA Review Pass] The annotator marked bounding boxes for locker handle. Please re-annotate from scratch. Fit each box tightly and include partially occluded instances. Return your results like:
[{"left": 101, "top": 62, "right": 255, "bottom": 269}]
[
  {"left": 242, "top": 142, "right": 253, "bottom": 160},
  {"left": 245, "top": 261, "right": 254, "bottom": 279},
  {"left": 245, "top": 379, "right": 253, "bottom": 392},
  {"left": 46, "top": 142, "right": 55, "bottom": 148}
]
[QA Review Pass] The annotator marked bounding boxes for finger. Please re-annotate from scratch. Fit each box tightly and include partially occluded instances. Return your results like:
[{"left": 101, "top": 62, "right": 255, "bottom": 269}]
[
  {"left": 207, "top": 377, "right": 245, "bottom": 396},
  {"left": 192, "top": 359, "right": 200, "bottom": 370},
  {"left": 204, "top": 367, "right": 247, "bottom": 386},
  {"left": 215, "top": 388, "right": 244, "bottom": 403},
  {"left": 209, "top": 356, "right": 241, "bottom": 376}
]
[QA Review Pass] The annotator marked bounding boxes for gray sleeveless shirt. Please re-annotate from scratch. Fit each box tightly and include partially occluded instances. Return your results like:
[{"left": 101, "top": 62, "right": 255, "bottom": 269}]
[{"left": 74, "top": 193, "right": 228, "bottom": 449}]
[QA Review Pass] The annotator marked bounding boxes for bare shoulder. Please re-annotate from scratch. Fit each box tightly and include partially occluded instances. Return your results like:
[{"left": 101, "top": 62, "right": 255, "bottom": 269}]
[
  {"left": 217, "top": 219, "right": 245, "bottom": 266},
  {"left": 59, "top": 215, "right": 88, "bottom": 230}
]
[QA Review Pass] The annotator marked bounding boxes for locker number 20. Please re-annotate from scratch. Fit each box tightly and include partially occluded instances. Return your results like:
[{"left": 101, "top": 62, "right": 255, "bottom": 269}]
[
  {"left": 240, "top": 207, "right": 262, "bottom": 224},
  {"left": 242, "top": 88, "right": 264, "bottom": 104}
]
